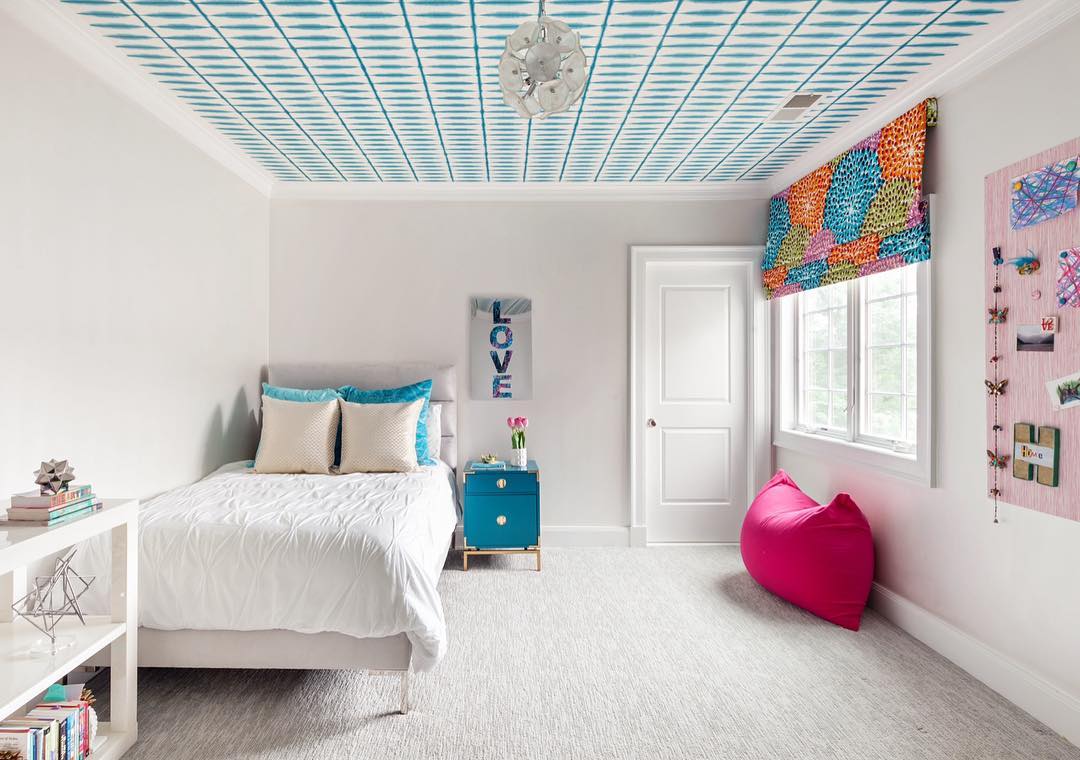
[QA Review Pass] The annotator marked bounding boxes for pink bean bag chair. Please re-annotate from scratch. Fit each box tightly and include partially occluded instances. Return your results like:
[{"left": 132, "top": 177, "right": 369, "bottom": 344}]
[{"left": 740, "top": 470, "right": 874, "bottom": 631}]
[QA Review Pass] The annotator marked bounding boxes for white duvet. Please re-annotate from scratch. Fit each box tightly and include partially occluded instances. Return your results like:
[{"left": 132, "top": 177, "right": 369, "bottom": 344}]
[{"left": 133, "top": 461, "right": 457, "bottom": 671}]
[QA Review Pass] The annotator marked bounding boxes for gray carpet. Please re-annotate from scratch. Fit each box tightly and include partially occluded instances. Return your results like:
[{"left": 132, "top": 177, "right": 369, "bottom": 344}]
[{"left": 108, "top": 547, "right": 1078, "bottom": 759}]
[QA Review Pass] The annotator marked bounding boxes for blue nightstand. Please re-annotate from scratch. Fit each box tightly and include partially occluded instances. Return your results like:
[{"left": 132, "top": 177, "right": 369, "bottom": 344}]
[{"left": 462, "top": 460, "right": 540, "bottom": 571}]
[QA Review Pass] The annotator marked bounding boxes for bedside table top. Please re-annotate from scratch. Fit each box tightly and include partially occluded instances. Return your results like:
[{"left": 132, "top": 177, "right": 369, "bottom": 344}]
[{"left": 465, "top": 459, "right": 538, "bottom": 475}]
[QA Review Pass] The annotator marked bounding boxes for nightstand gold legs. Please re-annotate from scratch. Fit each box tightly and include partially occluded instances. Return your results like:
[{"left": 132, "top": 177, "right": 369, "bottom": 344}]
[{"left": 462, "top": 547, "right": 541, "bottom": 571}]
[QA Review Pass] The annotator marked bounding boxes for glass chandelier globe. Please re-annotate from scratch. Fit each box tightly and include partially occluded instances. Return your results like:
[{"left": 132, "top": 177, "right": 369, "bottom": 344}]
[{"left": 499, "top": 0, "right": 587, "bottom": 120}]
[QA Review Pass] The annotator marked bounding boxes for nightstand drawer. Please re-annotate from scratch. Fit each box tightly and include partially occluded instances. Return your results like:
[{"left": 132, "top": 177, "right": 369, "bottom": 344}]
[
  {"left": 466, "top": 494, "right": 538, "bottom": 549},
  {"left": 466, "top": 470, "right": 538, "bottom": 495}
]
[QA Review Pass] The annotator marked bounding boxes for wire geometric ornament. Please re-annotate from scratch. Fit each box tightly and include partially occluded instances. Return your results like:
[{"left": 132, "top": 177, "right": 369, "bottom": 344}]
[{"left": 11, "top": 548, "right": 96, "bottom": 656}]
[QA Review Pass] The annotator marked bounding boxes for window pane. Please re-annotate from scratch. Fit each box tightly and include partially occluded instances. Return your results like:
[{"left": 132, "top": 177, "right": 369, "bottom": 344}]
[
  {"left": 831, "top": 349, "right": 848, "bottom": 390},
  {"left": 830, "top": 392, "right": 848, "bottom": 429},
  {"left": 806, "top": 351, "right": 829, "bottom": 389},
  {"left": 828, "top": 281, "right": 847, "bottom": 307},
  {"left": 830, "top": 309, "right": 847, "bottom": 348},
  {"left": 867, "top": 268, "right": 903, "bottom": 299},
  {"left": 903, "top": 264, "right": 918, "bottom": 293},
  {"left": 806, "top": 390, "right": 829, "bottom": 427},
  {"left": 803, "top": 288, "right": 830, "bottom": 312},
  {"left": 870, "top": 347, "right": 902, "bottom": 393},
  {"left": 906, "top": 395, "right": 918, "bottom": 443},
  {"left": 869, "top": 394, "right": 902, "bottom": 439},
  {"left": 869, "top": 299, "right": 902, "bottom": 345},
  {"left": 904, "top": 294, "right": 917, "bottom": 344},
  {"left": 805, "top": 312, "right": 829, "bottom": 350},
  {"left": 905, "top": 347, "right": 917, "bottom": 396}
]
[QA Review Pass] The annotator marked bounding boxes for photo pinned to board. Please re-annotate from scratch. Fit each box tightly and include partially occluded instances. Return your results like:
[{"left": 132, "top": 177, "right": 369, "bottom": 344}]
[
  {"left": 1046, "top": 369, "right": 1080, "bottom": 411},
  {"left": 1016, "top": 324, "right": 1055, "bottom": 352}
]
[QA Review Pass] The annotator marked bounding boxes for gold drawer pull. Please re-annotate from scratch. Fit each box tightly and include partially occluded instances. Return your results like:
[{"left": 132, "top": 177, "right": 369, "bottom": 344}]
[
  {"left": 496, "top": 478, "right": 507, "bottom": 489},
  {"left": 496, "top": 515, "right": 507, "bottom": 526}
]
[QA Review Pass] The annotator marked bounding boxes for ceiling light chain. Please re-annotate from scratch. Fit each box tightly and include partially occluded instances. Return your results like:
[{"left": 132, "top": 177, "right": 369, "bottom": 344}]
[{"left": 499, "top": 0, "right": 587, "bottom": 120}]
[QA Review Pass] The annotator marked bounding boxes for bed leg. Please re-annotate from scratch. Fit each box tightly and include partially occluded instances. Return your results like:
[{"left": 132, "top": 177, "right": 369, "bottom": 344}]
[{"left": 399, "top": 669, "right": 410, "bottom": 715}]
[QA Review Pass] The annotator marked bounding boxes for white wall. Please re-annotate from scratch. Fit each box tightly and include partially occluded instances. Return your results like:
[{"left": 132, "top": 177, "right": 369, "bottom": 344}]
[
  {"left": 776, "top": 14, "right": 1080, "bottom": 723},
  {"left": 0, "top": 12, "right": 269, "bottom": 499},
  {"left": 269, "top": 199, "right": 766, "bottom": 534}
]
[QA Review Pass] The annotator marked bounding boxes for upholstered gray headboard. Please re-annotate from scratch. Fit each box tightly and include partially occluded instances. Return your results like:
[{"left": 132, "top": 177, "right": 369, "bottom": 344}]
[{"left": 268, "top": 363, "right": 458, "bottom": 469}]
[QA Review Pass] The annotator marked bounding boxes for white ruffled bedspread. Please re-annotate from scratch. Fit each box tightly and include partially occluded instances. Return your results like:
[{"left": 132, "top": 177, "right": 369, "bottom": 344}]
[{"left": 133, "top": 461, "right": 457, "bottom": 671}]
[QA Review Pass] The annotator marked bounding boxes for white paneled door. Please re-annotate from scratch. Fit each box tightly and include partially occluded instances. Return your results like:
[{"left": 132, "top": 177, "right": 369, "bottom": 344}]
[{"left": 643, "top": 258, "right": 750, "bottom": 542}]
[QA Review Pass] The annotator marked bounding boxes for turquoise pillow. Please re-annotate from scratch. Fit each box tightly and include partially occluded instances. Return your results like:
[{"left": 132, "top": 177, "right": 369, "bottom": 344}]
[
  {"left": 338, "top": 379, "right": 435, "bottom": 466},
  {"left": 262, "top": 383, "right": 340, "bottom": 403}
]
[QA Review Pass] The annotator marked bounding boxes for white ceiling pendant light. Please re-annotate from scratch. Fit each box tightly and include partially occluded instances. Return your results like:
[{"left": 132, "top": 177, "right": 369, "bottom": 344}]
[{"left": 499, "top": 0, "right": 587, "bottom": 120}]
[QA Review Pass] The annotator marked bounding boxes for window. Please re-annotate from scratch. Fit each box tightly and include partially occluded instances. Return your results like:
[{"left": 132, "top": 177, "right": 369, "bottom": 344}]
[{"left": 777, "top": 262, "right": 932, "bottom": 484}]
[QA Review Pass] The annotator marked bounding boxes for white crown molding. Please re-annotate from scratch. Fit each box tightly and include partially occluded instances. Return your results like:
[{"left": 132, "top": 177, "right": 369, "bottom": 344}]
[
  {"left": 270, "top": 180, "right": 773, "bottom": 202},
  {"left": 5, "top": 0, "right": 274, "bottom": 197},
  {"left": 871, "top": 582, "right": 1080, "bottom": 748},
  {"left": 767, "top": 0, "right": 1080, "bottom": 194}
]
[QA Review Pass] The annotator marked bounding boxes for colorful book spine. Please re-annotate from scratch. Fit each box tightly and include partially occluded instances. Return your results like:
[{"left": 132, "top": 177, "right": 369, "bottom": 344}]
[
  {"left": 4, "top": 717, "right": 56, "bottom": 760},
  {"left": 7, "top": 496, "right": 98, "bottom": 521},
  {"left": 10, "top": 485, "right": 93, "bottom": 508},
  {"left": 0, "top": 726, "right": 36, "bottom": 759},
  {"left": 30, "top": 702, "right": 89, "bottom": 760},
  {"left": 46, "top": 503, "right": 102, "bottom": 527}
]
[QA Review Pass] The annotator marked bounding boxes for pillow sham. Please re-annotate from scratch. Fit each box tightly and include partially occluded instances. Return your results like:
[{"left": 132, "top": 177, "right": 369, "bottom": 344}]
[
  {"left": 339, "top": 398, "right": 424, "bottom": 473},
  {"left": 427, "top": 404, "right": 442, "bottom": 462},
  {"left": 261, "top": 383, "right": 340, "bottom": 403},
  {"left": 338, "top": 379, "right": 435, "bottom": 466},
  {"left": 254, "top": 396, "right": 339, "bottom": 474}
]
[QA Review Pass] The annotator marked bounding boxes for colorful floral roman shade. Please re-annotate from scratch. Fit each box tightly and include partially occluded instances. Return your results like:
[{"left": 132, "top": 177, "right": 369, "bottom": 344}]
[{"left": 762, "top": 98, "right": 937, "bottom": 299}]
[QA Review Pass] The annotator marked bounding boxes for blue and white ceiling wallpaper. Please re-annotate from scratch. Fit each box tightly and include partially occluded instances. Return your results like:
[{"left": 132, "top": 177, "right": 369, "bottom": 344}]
[{"left": 61, "top": 0, "right": 1020, "bottom": 183}]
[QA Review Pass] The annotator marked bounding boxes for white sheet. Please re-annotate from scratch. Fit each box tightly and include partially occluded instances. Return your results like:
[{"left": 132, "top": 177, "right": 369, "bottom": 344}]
[{"left": 134, "top": 461, "right": 457, "bottom": 671}]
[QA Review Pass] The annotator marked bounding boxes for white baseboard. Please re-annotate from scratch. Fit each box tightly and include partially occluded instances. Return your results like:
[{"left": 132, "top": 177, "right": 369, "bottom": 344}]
[
  {"left": 870, "top": 582, "right": 1080, "bottom": 748},
  {"left": 541, "top": 525, "right": 629, "bottom": 547},
  {"left": 453, "top": 524, "right": 630, "bottom": 548}
]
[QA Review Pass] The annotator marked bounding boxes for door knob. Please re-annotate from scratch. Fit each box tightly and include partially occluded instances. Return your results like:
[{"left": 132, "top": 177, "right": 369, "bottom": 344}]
[{"left": 647, "top": 418, "right": 657, "bottom": 428}]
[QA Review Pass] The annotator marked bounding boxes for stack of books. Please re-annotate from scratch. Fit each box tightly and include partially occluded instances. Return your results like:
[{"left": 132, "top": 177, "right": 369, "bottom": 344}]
[
  {"left": 5, "top": 485, "right": 102, "bottom": 527},
  {"left": 0, "top": 699, "right": 93, "bottom": 759}
]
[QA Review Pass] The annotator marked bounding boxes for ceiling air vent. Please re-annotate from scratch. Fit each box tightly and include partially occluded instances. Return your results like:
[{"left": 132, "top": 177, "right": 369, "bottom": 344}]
[{"left": 769, "top": 92, "right": 823, "bottom": 123}]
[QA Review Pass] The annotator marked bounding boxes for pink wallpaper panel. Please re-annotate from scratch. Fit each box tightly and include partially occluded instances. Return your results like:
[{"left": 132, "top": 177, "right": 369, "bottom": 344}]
[{"left": 985, "top": 137, "right": 1080, "bottom": 522}]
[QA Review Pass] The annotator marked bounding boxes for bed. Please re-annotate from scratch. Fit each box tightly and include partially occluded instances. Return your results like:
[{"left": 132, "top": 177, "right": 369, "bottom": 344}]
[{"left": 108, "top": 363, "right": 459, "bottom": 714}]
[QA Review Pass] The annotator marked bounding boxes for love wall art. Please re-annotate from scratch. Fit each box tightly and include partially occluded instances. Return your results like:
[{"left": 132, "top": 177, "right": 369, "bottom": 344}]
[{"left": 470, "top": 297, "right": 533, "bottom": 400}]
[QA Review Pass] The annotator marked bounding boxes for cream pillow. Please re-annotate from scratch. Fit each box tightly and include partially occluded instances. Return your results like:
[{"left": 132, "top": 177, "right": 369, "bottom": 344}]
[
  {"left": 339, "top": 398, "right": 424, "bottom": 473},
  {"left": 254, "top": 395, "right": 339, "bottom": 474}
]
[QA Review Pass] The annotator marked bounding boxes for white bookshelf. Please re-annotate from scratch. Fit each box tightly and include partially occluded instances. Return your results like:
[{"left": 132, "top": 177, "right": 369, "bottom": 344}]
[{"left": 0, "top": 499, "right": 138, "bottom": 759}]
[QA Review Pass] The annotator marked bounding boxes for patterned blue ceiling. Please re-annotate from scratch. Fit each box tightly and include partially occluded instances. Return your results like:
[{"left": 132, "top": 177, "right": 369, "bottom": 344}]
[{"left": 61, "top": 0, "right": 1020, "bottom": 183}]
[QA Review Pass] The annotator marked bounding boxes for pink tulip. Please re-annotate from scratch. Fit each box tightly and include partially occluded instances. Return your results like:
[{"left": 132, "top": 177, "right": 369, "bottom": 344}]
[
  {"left": 507, "top": 417, "right": 514, "bottom": 428},
  {"left": 521, "top": 417, "right": 529, "bottom": 428}
]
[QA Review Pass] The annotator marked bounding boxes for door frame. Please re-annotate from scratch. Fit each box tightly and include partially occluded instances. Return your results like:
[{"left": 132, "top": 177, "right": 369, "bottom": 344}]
[{"left": 629, "top": 245, "right": 772, "bottom": 546}]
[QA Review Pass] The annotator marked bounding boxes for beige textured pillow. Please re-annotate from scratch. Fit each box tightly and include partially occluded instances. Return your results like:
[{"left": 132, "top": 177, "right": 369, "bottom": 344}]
[
  {"left": 339, "top": 398, "right": 424, "bottom": 473},
  {"left": 254, "top": 396, "right": 339, "bottom": 474}
]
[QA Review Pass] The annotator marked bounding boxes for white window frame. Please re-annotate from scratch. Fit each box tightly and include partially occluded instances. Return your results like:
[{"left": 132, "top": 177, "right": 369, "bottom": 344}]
[{"left": 774, "top": 260, "right": 934, "bottom": 486}]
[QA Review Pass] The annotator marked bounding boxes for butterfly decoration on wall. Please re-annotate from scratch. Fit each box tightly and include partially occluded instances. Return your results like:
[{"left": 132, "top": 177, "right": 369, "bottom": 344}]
[
  {"left": 988, "top": 306, "right": 1009, "bottom": 324},
  {"left": 985, "top": 379, "right": 1008, "bottom": 396},
  {"left": 986, "top": 450, "right": 1010, "bottom": 469}
]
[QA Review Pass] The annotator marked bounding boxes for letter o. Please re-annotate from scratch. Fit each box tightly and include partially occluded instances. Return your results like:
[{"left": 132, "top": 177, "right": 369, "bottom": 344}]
[{"left": 490, "top": 325, "right": 513, "bottom": 349}]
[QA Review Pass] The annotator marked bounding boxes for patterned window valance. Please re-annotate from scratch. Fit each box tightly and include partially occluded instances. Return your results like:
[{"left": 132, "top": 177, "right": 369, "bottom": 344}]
[{"left": 762, "top": 98, "right": 937, "bottom": 299}]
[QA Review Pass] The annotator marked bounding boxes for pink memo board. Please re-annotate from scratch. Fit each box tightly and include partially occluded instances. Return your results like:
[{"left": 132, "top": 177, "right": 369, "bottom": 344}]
[{"left": 985, "top": 137, "right": 1080, "bottom": 522}]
